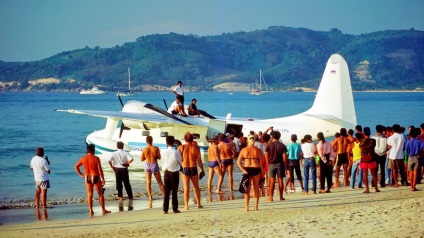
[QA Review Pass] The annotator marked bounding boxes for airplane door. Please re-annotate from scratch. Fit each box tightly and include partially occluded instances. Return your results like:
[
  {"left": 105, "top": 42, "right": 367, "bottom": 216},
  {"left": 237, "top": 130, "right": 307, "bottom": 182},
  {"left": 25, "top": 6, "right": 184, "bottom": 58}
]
[{"left": 206, "top": 120, "right": 226, "bottom": 139}]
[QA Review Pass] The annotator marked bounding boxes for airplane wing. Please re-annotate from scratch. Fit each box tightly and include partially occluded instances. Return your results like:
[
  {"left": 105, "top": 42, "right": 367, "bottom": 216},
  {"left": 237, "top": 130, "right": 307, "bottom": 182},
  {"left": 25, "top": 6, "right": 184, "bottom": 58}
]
[{"left": 55, "top": 109, "right": 209, "bottom": 127}]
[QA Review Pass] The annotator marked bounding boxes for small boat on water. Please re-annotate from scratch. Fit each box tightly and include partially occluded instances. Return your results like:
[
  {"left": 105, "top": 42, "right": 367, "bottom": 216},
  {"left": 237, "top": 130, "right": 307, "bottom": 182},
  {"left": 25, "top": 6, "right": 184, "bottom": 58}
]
[
  {"left": 250, "top": 69, "right": 268, "bottom": 95},
  {"left": 80, "top": 86, "right": 108, "bottom": 95},
  {"left": 117, "top": 68, "right": 137, "bottom": 97}
]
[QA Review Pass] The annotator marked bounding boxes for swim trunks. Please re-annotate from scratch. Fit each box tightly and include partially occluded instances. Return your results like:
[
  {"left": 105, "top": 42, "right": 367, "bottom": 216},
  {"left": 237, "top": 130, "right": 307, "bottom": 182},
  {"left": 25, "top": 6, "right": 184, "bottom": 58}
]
[
  {"left": 145, "top": 162, "right": 160, "bottom": 173},
  {"left": 245, "top": 167, "right": 261, "bottom": 177},
  {"left": 268, "top": 163, "right": 285, "bottom": 179},
  {"left": 222, "top": 158, "right": 234, "bottom": 166},
  {"left": 408, "top": 155, "right": 419, "bottom": 171},
  {"left": 35, "top": 180, "right": 50, "bottom": 190},
  {"left": 336, "top": 153, "right": 349, "bottom": 166},
  {"left": 85, "top": 175, "right": 100, "bottom": 185},
  {"left": 360, "top": 161, "right": 377, "bottom": 170},
  {"left": 208, "top": 161, "right": 219, "bottom": 168},
  {"left": 182, "top": 167, "right": 198, "bottom": 177}
]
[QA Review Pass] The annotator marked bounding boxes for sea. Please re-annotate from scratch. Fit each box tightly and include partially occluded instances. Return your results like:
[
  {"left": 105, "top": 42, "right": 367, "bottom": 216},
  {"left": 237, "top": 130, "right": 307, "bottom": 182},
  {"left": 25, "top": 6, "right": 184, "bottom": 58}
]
[{"left": 0, "top": 91, "right": 423, "bottom": 224}]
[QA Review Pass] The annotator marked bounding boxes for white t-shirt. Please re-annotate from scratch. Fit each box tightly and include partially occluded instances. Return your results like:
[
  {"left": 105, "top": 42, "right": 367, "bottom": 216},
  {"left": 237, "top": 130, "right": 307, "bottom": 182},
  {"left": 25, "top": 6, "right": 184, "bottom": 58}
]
[
  {"left": 372, "top": 134, "right": 387, "bottom": 156},
  {"left": 387, "top": 133, "right": 406, "bottom": 160},
  {"left": 173, "top": 85, "right": 184, "bottom": 95},
  {"left": 301, "top": 142, "right": 316, "bottom": 158},
  {"left": 30, "top": 156, "right": 50, "bottom": 181},
  {"left": 167, "top": 100, "right": 181, "bottom": 113}
]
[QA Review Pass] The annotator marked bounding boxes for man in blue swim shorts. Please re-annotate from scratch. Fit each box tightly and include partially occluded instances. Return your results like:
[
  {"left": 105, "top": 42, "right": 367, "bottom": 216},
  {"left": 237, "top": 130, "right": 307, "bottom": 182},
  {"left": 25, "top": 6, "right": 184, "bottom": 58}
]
[
  {"left": 178, "top": 133, "right": 206, "bottom": 210},
  {"left": 208, "top": 135, "right": 224, "bottom": 193}
]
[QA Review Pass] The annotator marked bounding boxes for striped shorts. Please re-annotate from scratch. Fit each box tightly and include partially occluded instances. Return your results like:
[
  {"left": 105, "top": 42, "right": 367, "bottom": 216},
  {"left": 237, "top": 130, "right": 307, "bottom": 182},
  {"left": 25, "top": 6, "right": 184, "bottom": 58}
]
[{"left": 35, "top": 180, "right": 50, "bottom": 190}]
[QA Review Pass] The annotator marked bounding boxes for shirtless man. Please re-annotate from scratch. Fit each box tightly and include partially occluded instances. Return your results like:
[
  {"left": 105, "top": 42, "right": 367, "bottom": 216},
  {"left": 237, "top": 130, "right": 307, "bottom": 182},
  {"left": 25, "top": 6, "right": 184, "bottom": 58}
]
[
  {"left": 178, "top": 132, "right": 206, "bottom": 210},
  {"left": 219, "top": 133, "right": 237, "bottom": 191},
  {"left": 207, "top": 135, "right": 224, "bottom": 193},
  {"left": 332, "top": 128, "right": 351, "bottom": 187},
  {"left": 74, "top": 144, "right": 111, "bottom": 216},
  {"left": 141, "top": 136, "right": 165, "bottom": 204}
]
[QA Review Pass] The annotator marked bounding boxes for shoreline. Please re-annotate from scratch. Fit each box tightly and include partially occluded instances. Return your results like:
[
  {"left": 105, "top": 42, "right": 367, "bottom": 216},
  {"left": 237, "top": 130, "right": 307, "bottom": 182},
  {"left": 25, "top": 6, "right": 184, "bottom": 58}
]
[
  {"left": 1, "top": 184, "right": 423, "bottom": 237},
  {"left": 1, "top": 89, "right": 424, "bottom": 93},
  {"left": 0, "top": 184, "right": 245, "bottom": 225}
]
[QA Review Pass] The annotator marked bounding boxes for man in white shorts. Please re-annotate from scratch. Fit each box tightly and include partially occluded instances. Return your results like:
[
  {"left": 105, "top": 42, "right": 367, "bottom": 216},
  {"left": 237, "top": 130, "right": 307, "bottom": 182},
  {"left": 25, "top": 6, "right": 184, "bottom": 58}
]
[{"left": 30, "top": 147, "right": 51, "bottom": 209}]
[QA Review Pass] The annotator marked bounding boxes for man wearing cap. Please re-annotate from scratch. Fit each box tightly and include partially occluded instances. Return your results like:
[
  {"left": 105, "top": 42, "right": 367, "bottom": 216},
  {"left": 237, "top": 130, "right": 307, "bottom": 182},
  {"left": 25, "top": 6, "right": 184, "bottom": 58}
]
[
  {"left": 286, "top": 134, "right": 304, "bottom": 193},
  {"left": 301, "top": 134, "right": 317, "bottom": 195},
  {"left": 264, "top": 131, "right": 288, "bottom": 201}
]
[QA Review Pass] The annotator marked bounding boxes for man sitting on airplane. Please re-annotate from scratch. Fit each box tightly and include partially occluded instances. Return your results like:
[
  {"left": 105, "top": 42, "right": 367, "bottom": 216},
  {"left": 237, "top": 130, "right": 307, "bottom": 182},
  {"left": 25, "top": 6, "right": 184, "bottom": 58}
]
[
  {"left": 187, "top": 98, "right": 216, "bottom": 119},
  {"left": 168, "top": 96, "right": 187, "bottom": 117}
]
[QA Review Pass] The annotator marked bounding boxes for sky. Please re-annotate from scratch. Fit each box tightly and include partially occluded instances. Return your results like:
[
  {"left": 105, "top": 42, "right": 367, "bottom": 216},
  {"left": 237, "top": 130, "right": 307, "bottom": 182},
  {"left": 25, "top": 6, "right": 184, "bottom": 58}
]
[{"left": 1, "top": 0, "right": 423, "bottom": 62}]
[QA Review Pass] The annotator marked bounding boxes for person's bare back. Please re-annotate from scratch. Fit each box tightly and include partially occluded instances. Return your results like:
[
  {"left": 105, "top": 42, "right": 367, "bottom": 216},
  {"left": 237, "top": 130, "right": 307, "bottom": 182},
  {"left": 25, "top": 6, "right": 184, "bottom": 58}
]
[
  {"left": 141, "top": 145, "right": 160, "bottom": 163},
  {"left": 208, "top": 143, "right": 220, "bottom": 162},
  {"left": 334, "top": 136, "right": 349, "bottom": 154},
  {"left": 80, "top": 154, "right": 102, "bottom": 176},
  {"left": 219, "top": 142, "right": 235, "bottom": 159},
  {"left": 179, "top": 142, "right": 200, "bottom": 167},
  {"left": 74, "top": 144, "right": 110, "bottom": 216}
]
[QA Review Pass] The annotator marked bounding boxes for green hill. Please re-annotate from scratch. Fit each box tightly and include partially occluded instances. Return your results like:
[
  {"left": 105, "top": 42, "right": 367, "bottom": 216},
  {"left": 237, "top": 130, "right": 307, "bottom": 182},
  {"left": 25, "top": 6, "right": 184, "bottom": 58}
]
[{"left": 0, "top": 26, "right": 423, "bottom": 92}]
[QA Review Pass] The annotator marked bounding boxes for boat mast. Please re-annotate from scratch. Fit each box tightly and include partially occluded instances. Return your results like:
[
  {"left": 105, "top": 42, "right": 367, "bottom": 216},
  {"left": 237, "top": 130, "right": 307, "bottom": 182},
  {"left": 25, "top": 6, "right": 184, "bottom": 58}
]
[
  {"left": 128, "top": 67, "right": 131, "bottom": 91},
  {"left": 262, "top": 70, "right": 268, "bottom": 92},
  {"left": 259, "top": 69, "right": 262, "bottom": 90}
]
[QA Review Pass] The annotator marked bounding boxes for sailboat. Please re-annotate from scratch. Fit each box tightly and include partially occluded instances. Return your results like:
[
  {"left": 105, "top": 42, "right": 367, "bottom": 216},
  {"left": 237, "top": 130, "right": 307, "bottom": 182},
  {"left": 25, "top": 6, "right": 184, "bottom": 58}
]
[
  {"left": 116, "top": 68, "right": 137, "bottom": 97},
  {"left": 250, "top": 69, "right": 268, "bottom": 95}
]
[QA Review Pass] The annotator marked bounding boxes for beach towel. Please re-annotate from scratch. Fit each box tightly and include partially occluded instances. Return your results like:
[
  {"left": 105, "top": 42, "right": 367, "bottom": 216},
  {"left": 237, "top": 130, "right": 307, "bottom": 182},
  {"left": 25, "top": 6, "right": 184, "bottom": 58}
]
[{"left": 238, "top": 173, "right": 250, "bottom": 194}]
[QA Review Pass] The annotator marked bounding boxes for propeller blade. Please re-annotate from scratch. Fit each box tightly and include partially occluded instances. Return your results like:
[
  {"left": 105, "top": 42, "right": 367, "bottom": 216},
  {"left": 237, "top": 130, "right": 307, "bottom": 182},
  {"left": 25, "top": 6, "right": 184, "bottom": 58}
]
[
  {"left": 119, "top": 123, "right": 124, "bottom": 138},
  {"left": 118, "top": 95, "right": 124, "bottom": 107},
  {"left": 163, "top": 99, "right": 168, "bottom": 110},
  {"left": 118, "top": 95, "right": 124, "bottom": 138}
]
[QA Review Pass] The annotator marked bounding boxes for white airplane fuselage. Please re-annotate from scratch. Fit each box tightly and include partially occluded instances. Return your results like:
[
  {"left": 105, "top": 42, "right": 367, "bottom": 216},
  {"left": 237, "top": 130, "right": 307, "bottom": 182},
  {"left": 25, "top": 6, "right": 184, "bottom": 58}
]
[{"left": 63, "top": 54, "right": 357, "bottom": 156}]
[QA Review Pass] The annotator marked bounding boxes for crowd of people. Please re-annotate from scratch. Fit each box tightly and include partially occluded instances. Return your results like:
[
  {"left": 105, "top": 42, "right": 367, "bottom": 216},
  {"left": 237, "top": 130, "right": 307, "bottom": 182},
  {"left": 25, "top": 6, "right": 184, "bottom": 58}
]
[
  {"left": 29, "top": 80, "right": 423, "bottom": 215},
  {"left": 31, "top": 122, "right": 424, "bottom": 216},
  {"left": 227, "top": 123, "right": 424, "bottom": 211}
]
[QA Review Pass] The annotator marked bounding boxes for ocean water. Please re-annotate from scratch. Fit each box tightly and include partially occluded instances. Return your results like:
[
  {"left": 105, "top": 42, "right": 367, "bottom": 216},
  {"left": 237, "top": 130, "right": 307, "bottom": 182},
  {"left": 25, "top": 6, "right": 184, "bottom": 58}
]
[{"left": 0, "top": 91, "right": 423, "bottom": 223}]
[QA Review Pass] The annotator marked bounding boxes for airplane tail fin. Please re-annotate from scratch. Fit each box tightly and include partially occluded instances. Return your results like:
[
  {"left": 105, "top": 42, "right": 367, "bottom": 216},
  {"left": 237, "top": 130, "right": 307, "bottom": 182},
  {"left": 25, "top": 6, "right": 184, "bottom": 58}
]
[{"left": 303, "top": 54, "right": 357, "bottom": 129}]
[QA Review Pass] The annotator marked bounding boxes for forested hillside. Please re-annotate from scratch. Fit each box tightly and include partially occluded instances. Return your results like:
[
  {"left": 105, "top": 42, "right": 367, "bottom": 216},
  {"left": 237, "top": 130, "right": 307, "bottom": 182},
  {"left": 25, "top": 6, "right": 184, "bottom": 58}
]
[{"left": 0, "top": 26, "right": 423, "bottom": 92}]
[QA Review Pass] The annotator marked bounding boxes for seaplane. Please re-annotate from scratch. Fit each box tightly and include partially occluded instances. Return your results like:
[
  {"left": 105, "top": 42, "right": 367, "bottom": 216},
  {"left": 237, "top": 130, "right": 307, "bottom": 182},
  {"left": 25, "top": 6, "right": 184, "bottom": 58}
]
[{"left": 57, "top": 54, "right": 356, "bottom": 155}]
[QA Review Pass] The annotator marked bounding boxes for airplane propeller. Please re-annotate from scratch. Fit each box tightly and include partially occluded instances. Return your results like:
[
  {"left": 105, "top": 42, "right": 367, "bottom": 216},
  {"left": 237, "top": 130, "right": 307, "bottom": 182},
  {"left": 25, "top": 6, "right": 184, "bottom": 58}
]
[
  {"left": 118, "top": 95, "right": 129, "bottom": 138},
  {"left": 163, "top": 99, "right": 168, "bottom": 110},
  {"left": 118, "top": 94, "right": 124, "bottom": 107}
]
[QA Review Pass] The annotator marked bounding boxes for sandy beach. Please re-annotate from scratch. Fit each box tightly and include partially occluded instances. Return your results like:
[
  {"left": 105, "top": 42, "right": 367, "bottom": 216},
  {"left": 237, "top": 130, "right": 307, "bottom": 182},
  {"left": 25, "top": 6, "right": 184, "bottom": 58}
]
[{"left": 1, "top": 183, "right": 423, "bottom": 238}]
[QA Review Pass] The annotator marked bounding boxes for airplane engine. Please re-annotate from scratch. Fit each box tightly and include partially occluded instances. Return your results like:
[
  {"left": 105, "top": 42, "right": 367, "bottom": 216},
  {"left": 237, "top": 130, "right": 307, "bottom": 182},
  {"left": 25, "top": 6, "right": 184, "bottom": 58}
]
[
  {"left": 122, "top": 100, "right": 168, "bottom": 130},
  {"left": 122, "top": 101, "right": 155, "bottom": 114}
]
